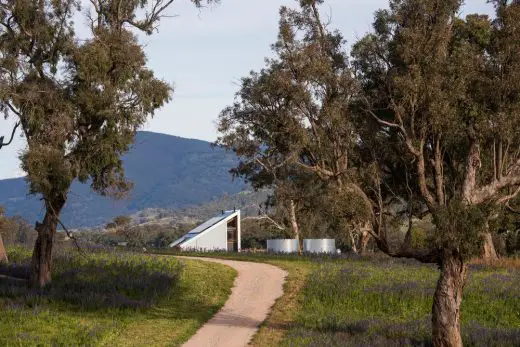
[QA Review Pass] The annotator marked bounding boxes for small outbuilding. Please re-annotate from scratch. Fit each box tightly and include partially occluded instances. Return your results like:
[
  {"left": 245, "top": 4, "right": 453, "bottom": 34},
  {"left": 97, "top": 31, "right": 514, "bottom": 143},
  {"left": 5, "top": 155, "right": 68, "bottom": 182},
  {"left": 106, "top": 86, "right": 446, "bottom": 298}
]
[{"left": 169, "top": 210, "right": 241, "bottom": 252}]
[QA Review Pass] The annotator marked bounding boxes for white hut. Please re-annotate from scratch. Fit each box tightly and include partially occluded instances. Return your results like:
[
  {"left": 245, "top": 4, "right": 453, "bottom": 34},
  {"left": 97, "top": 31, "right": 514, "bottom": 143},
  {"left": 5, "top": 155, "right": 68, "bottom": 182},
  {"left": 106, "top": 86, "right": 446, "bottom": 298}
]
[{"left": 169, "top": 210, "right": 241, "bottom": 252}]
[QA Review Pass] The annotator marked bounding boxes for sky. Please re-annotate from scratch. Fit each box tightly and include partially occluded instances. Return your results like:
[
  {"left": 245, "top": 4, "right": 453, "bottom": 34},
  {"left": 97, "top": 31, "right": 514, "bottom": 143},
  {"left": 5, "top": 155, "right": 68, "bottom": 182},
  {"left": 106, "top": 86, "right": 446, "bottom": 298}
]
[{"left": 0, "top": 0, "right": 493, "bottom": 179}]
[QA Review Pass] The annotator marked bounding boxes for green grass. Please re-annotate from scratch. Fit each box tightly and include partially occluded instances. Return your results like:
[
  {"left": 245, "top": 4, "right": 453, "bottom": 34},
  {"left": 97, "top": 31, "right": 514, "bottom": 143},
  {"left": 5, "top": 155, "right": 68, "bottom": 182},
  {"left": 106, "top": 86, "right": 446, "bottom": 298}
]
[
  {"left": 0, "top": 247, "right": 236, "bottom": 346},
  {"left": 156, "top": 251, "right": 520, "bottom": 347}
]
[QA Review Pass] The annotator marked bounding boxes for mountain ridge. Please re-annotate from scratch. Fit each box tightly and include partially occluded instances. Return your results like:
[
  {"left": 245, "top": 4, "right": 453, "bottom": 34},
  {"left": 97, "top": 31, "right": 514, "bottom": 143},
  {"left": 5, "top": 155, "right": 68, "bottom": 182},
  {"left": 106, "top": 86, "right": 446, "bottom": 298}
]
[{"left": 0, "top": 131, "right": 246, "bottom": 227}]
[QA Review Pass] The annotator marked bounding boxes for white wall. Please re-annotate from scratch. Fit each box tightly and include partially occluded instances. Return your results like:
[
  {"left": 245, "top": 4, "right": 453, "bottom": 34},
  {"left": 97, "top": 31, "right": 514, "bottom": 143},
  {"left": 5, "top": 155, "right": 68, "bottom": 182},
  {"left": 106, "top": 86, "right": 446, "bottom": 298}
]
[{"left": 181, "top": 222, "right": 228, "bottom": 251}]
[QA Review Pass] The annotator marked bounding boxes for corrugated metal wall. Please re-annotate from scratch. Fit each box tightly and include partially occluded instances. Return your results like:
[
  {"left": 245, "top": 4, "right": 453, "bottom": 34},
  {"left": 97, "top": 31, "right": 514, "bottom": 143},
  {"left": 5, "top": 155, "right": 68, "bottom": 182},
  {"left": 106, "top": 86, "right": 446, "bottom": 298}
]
[{"left": 267, "top": 239, "right": 299, "bottom": 253}]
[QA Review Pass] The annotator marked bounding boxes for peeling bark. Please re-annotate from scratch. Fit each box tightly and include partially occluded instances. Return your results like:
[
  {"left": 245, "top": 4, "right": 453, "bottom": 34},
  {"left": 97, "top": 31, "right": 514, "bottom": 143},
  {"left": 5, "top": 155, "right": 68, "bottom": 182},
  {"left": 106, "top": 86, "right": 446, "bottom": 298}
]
[
  {"left": 289, "top": 199, "right": 302, "bottom": 254},
  {"left": 462, "top": 141, "right": 480, "bottom": 203},
  {"left": 434, "top": 136, "right": 445, "bottom": 205},
  {"left": 358, "top": 227, "right": 371, "bottom": 255},
  {"left": 348, "top": 230, "right": 358, "bottom": 254},
  {"left": 432, "top": 251, "right": 467, "bottom": 347},
  {"left": 417, "top": 147, "right": 437, "bottom": 210},
  {"left": 30, "top": 198, "right": 65, "bottom": 288},
  {"left": 481, "top": 232, "right": 498, "bottom": 261},
  {"left": 30, "top": 215, "right": 57, "bottom": 288}
]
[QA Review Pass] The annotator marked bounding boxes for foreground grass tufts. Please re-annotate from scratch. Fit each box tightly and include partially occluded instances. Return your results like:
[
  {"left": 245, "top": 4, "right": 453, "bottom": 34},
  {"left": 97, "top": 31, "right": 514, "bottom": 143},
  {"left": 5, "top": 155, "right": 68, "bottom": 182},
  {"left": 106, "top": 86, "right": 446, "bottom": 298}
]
[
  {"left": 162, "top": 251, "right": 520, "bottom": 347},
  {"left": 285, "top": 258, "right": 520, "bottom": 347},
  {"left": 0, "top": 247, "right": 236, "bottom": 346}
]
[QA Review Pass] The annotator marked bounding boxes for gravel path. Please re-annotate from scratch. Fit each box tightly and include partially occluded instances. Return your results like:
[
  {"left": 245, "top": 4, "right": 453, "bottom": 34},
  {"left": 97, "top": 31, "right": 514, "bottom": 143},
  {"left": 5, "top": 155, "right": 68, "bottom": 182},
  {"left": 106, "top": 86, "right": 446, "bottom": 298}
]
[{"left": 179, "top": 257, "right": 287, "bottom": 347}]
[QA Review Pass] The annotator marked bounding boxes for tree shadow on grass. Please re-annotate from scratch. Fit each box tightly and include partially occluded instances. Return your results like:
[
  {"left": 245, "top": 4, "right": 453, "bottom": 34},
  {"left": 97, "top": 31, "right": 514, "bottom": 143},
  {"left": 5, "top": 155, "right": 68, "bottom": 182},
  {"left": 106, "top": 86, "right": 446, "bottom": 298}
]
[{"left": 0, "top": 259, "right": 182, "bottom": 311}]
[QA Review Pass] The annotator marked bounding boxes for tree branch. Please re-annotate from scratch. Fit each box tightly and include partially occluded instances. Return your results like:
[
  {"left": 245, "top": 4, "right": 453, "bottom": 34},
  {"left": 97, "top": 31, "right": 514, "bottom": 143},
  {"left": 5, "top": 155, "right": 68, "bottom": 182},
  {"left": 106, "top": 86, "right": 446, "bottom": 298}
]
[
  {"left": 242, "top": 216, "right": 286, "bottom": 231},
  {"left": 122, "top": 0, "right": 176, "bottom": 34},
  {"left": 43, "top": 198, "right": 85, "bottom": 255},
  {"left": 0, "top": 122, "right": 20, "bottom": 149},
  {"left": 471, "top": 173, "right": 520, "bottom": 204},
  {"left": 496, "top": 186, "right": 520, "bottom": 205}
]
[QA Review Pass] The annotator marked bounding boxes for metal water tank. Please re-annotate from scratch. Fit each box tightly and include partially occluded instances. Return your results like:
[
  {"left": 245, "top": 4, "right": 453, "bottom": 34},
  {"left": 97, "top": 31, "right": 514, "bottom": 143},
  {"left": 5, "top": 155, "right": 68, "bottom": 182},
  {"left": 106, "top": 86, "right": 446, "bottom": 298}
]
[
  {"left": 303, "top": 239, "right": 336, "bottom": 254},
  {"left": 267, "top": 239, "right": 299, "bottom": 253}
]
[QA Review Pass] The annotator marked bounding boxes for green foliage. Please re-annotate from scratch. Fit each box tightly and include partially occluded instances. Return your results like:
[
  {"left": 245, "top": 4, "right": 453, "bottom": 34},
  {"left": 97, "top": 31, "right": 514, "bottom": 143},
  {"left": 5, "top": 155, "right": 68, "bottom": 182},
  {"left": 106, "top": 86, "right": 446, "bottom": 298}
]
[
  {"left": 241, "top": 219, "right": 287, "bottom": 249},
  {"left": 112, "top": 215, "right": 132, "bottom": 227},
  {"left": 77, "top": 222, "right": 196, "bottom": 249},
  {"left": 0, "top": 0, "right": 174, "bottom": 200},
  {"left": 0, "top": 0, "right": 218, "bottom": 283},
  {"left": 505, "top": 231, "right": 520, "bottom": 255},
  {"left": 5, "top": 245, "right": 32, "bottom": 263},
  {"left": 431, "top": 201, "right": 487, "bottom": 260},
  {"left": 410, "top": 227, "right": 428, "bottom": 250},
  {"left": 216, "top": 0, "right": 371, "bottom": 245},
  {"left": 0, "top": 206, "right": 36, "bottom": 250}
]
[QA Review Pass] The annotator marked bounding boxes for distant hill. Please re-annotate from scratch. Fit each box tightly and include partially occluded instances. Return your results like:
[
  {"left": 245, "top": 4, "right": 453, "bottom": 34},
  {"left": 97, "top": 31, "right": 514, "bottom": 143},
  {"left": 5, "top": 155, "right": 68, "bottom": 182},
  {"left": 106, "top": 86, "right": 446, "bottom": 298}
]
[
  {"left": 126, "top": 189, "right": 272, "bottom": 227},
  {"left": 0, "top": 131, "right": 247, "bottom": 227}
]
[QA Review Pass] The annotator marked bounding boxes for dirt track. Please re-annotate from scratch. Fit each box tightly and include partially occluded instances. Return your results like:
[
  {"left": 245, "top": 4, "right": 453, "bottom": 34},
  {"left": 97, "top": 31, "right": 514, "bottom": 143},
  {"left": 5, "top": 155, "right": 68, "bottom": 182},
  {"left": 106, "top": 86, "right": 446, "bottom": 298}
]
[{"left": 179, "top": 257, "right": 287, "bottom": 347}]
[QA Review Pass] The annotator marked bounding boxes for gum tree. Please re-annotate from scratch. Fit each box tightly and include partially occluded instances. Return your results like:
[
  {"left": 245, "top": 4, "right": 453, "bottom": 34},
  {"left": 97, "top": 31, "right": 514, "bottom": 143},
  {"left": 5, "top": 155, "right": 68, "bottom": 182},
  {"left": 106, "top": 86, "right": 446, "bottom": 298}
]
[
  {"left": 0, "top": 207, "right": 8, "bottom": 262},
  {"left": 0, "top": 122, "right": 20, "bottom": 261},
  {"left": 352, "top": 0, "right": 520, "bottom": 345},
  {"left": 217, "top": 0, "right": 373, "bottom": 253},
  {"left": 0, "top": 0, "right": 216, "bottom": 287}
]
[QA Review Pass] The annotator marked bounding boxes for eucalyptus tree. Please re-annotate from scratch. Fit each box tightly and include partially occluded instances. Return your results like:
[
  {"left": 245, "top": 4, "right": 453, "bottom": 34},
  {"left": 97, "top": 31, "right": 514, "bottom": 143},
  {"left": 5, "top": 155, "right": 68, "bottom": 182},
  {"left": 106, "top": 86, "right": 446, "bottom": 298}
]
[
  {"left": 0, "top": 121, "right": 19, "bottom": 149},
  {"left": 0, "top": 207, "right": 7, "bottom": 262},
  {"left": 217, "top": 0, "right": 373, "bottom": 252},
  {"left": 0, "top": 0, "right": 216, "bottom": 287},
  {"left": 352, "top": 0, "right": 520, "bottom": 345}
]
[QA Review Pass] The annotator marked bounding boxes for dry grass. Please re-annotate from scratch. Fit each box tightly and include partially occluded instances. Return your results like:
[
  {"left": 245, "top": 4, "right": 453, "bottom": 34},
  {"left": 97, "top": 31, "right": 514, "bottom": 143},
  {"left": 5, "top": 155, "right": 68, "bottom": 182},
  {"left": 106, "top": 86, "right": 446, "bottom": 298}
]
[
  {"left": 470, "top": 256, "right": 520, "bottom": 270},
  {"left": 250, "top": 261, "right": 314, "bottom": 347}
]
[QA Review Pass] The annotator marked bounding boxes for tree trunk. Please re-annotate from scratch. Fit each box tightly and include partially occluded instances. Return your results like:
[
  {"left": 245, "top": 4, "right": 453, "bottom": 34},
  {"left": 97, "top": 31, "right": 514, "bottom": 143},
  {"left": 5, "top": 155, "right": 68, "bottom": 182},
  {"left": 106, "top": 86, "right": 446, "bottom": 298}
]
[
  {"left": 348, "top": 230, "right": 358, "bottom": 254},
  {"left": 432, "top": 251, "right": 467, "bottom": 347},
  {"left": 358, "top": 227, "right": 371, "bottom": 255},
  {"left": 30, "top": 198, "right": 65, "bottom": 288},
  {"left": 481, "top": 232, "right": 498, "bottom": 261},
  {"left": 0, "top": 233, "right": 7, "bottom": 263},
  {"left": 289, "top": 199, "right": 302, "bottom": 254}
]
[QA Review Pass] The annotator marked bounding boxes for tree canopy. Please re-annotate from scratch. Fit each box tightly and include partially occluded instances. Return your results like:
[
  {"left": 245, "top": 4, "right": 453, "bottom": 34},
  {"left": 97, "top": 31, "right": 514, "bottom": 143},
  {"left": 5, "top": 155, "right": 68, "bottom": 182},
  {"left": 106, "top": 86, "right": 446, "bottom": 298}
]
[
  {"left": 0, "top": 0, "right": 216, "bottom": 287},
  {"left": 218, "top": 0, "right": 520, "bottom": 345}
]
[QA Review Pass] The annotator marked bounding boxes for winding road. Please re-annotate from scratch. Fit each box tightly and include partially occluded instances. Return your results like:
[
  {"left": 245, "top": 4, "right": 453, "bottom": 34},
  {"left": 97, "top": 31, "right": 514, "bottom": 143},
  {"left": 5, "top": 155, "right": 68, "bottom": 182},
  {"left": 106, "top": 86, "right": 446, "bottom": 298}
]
[{"left": 179, "top": 257, "right": 287, "bottom": 347}]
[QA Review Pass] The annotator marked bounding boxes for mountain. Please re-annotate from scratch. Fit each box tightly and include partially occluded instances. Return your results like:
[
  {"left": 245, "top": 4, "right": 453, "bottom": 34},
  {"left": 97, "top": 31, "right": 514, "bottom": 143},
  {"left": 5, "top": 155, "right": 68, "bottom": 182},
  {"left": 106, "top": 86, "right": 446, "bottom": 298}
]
[
  {"left": 127, "top": 189, "right": 272, "bottom": 227},
  {"left": 0, "top": 131, "right": 247, "bottom": 227}
]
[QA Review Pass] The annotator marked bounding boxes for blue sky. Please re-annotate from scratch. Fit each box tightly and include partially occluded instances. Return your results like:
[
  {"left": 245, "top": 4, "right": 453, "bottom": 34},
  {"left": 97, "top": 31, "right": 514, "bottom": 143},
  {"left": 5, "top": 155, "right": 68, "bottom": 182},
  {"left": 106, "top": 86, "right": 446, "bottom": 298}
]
[{"left": 0, "top": 0, "right": 493, "bottom": 179}]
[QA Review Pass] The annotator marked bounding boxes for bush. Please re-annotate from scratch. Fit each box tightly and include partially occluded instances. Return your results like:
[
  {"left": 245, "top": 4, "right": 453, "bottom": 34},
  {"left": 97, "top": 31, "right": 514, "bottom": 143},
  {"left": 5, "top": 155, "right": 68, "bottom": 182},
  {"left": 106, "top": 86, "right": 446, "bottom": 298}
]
[
  {"left": 506, "top": 230, "right": 520, "bottom": 255},
  {"left": 410, "top": 227, "right": 428, "bottom": 250}
]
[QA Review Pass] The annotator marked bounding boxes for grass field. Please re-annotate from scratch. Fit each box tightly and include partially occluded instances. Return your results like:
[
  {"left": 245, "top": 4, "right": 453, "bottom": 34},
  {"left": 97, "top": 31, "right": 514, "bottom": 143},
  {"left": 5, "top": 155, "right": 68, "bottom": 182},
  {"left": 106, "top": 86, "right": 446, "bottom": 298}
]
[
  {"left": 161, "top": 251, "right": 520, "bottom": 347},
  {"left": 0, "top": 247, "right": 236, "bottom": 346}
]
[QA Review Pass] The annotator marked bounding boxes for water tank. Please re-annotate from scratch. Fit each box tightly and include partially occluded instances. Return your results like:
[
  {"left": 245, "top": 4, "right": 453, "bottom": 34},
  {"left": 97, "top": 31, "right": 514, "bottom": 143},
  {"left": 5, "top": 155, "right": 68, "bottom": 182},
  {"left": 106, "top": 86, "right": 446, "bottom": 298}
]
[
  {"left": 303, "top": 239, "right": 336, "bottom": 254},
  {"left": 267, "top": 239, "right": 299, "bottom": 253}
]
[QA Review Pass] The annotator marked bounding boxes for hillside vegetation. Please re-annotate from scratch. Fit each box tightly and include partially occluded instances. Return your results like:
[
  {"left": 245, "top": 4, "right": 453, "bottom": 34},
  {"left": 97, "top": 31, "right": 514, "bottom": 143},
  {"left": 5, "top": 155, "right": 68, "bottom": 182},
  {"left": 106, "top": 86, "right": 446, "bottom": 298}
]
[{"left": 0, "top": 132, "right": 246, "bottom": 228}]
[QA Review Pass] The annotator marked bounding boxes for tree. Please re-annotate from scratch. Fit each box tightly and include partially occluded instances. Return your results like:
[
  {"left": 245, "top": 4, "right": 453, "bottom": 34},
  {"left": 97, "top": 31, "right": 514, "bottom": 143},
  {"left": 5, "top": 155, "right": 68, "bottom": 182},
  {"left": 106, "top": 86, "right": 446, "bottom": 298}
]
[
  {"left": 0, "top": 207, "right": 8, "bottom": 262},
  {"left": 217, "top": 0, "right": 373, "bottom": 253},
  {"left": 352, "top": 0, "right": 520, "bottom": 345},
  {"left": 0, "top": 121, "right": 20, "bottom": 149},
  {"left": 113, "top": 215, "right": 132, "bottom": 228},
  {"left": 0, "top": 0, "right": 216, "bottom": 287},
  {"left": 0, "top": 210, "right": 35, "bottom": 247}
]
